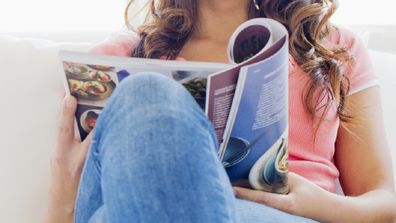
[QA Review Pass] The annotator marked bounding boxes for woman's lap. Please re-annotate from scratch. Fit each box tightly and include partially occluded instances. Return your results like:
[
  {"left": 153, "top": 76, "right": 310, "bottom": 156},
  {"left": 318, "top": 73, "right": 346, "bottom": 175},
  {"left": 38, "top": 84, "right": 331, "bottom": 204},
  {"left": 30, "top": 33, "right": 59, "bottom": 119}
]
[
  {"left": 235, "top": 199, "right": 318, "bottom": 223},
  {"left": 75, "top": 72, "right": 317, "bottom": 223},
  {"left": 88, "top": 200, "right": 317, "bottom": 223}
]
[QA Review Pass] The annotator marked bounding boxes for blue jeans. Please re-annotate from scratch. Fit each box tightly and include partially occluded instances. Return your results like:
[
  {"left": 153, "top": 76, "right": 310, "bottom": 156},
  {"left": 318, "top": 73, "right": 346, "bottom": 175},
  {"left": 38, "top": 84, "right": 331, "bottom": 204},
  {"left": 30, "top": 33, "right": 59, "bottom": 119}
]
[{"left": 75, "top": 73, "right": 318, "bottom": 223}]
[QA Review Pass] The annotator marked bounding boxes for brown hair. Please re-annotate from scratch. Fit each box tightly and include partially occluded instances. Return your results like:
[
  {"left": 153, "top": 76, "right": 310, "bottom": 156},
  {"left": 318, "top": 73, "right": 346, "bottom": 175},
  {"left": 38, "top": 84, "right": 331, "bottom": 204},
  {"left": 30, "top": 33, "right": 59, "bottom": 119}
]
[{"left": 125, "top": 0, "right": 352, "bottom": 123}]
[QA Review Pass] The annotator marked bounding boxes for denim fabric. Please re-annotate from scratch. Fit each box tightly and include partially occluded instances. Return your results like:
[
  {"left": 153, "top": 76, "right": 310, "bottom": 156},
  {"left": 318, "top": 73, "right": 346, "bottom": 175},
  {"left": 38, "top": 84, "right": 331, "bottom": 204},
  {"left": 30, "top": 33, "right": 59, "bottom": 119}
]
[{"left": 75, "top": 73, "right": 318, "bottom": 223}]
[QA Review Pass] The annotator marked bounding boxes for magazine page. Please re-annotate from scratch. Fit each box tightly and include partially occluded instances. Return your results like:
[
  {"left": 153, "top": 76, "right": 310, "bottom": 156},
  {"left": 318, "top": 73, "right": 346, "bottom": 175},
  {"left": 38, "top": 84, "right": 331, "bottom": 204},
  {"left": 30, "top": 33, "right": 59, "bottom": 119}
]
[
  {"left": 59, "top": 17, "right": 289, "bottom": 194},
  {"left": 206, "top": 18, "right": 288, "bottom": 159},
  {"left": 223, "top": 37, "right": 289, "bottom": 194},
  {"left": 227, "top": 18, "right": 273, "bottom": 63},
  {"left": 59, "top": 52, "right": 229, "bottom": 140}
]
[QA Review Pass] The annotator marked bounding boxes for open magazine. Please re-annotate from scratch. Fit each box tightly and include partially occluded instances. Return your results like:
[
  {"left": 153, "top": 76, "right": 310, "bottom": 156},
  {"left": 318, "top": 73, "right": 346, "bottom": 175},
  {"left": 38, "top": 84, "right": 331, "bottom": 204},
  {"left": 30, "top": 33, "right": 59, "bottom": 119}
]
[{"left": 60, "top": 18, "right": 289, "bottom": 194}]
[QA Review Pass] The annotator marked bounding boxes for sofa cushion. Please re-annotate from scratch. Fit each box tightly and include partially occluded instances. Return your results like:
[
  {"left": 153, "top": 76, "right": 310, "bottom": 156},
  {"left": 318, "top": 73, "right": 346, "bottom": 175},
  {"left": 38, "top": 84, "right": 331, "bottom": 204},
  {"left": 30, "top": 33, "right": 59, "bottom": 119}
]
[{"left": 0, "top": 35, "right": 92, "bottom": 222}]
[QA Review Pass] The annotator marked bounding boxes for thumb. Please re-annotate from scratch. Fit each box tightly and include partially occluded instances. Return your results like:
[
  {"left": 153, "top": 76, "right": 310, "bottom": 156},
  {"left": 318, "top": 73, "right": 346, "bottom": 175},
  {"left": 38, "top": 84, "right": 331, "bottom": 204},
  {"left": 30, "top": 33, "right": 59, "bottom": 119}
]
[
  {"left": 57, "top": 96, "right": 78, "bottom": 149},
  {"left": 287, "top": 172, "right": 307, "bottom": 188},
  {"left": 81, "top": 132, "right": 93, "bottom": 153},
  {"left": 234, "top": 186, "right": 290, "bottom": 211},
  {"left": 78, "top": 131, "right": 94, "bottom": 162}
]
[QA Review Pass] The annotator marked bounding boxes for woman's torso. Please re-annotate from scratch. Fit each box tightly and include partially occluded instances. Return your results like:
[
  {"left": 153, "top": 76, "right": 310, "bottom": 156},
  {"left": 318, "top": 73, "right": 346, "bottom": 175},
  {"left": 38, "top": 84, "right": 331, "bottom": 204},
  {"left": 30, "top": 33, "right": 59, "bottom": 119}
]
[{"left": 89, "top": 27, "right": 378, "bottom": 192}]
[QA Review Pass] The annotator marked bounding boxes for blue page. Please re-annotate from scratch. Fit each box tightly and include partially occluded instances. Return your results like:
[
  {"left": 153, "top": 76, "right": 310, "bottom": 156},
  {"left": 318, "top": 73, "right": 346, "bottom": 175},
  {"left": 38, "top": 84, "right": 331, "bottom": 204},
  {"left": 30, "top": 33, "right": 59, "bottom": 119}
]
[{"left": 223, "top": 41, "right": 289, "bottom": 193}]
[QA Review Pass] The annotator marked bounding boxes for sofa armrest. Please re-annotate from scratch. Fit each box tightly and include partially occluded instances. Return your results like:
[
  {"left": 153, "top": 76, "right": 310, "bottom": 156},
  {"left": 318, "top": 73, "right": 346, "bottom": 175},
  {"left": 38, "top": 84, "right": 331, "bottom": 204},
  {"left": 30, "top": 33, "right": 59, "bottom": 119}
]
[{"left": 0, "top": 35, "right": 93, "bottom": 223}]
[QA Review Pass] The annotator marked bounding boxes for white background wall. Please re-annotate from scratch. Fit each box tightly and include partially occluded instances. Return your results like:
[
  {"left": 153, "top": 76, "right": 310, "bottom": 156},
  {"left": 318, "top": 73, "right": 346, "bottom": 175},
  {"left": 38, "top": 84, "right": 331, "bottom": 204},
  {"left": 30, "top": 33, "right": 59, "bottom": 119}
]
[
  {"left": 0, "top": 0, "right": 125, "bottom": 32},
  {"left": 332, "top": 1, "right": 396, "bottom": 54},
  {"left": 333, "top": 0, "right": 396, "bottom": 25},
  {"left": 0, "top": 0, "right": 395, "bottom": 52}
]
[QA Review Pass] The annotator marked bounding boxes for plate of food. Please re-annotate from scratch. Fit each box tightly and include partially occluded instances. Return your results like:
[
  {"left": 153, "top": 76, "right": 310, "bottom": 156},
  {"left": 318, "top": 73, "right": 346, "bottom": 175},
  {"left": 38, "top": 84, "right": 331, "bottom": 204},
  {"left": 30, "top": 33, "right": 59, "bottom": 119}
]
[
  {"left": 222, "top": 137, "right": 251, "bottom": 168},
  {"left": 90, "top": 70, "right": 113, "bottom": 83},
  {"left": 80, "top": 109, "right": 101, "bottom": 134},
  {"left": 84, "top": 81, "right": 107, "bottom": 95},
  {"left": 65, "top": 63, "right": 90, "bottom": 79},
  {"left": 181, "top": 77, "right": 207, "bottom": 109},
  {"left": 68, "top": 79, "right": 88, "bottom": 97},
  {"left": 68, "top": 79, "right": 115, "bottom": 100},
  {"left": 172, "top": 70, "right": 196, "bottom": 81},
  {"left": 88, "top": 64, "right": 115, "bottom": 71}
]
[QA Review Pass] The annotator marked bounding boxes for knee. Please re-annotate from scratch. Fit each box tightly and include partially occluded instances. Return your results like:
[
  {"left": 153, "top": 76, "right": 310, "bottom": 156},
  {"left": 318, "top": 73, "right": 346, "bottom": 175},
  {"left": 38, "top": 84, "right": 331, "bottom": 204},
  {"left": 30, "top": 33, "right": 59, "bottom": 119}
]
[
  {"left": 116, "top": 72, "right": 181, "bottom": 97},
  {"left": 112, "top": 72, "right": 195, "bottom": 109},
  {"left": 118, "top": 72, "right": 172, "bottom": 89}
]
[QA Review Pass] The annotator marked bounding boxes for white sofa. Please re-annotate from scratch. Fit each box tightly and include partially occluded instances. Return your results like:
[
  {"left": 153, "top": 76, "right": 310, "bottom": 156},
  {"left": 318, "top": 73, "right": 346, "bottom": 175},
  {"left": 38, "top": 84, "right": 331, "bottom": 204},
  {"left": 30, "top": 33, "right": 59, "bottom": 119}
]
[{"left": 0, "top": 35, "right": 395, "bottom": 223}]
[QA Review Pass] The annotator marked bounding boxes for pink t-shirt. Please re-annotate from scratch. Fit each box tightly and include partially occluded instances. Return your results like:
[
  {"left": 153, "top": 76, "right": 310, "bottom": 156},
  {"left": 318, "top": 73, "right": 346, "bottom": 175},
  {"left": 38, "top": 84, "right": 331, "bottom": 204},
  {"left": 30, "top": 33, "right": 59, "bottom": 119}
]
[{"left": 89, "top": 29, "right": 378, "bottom": 192}]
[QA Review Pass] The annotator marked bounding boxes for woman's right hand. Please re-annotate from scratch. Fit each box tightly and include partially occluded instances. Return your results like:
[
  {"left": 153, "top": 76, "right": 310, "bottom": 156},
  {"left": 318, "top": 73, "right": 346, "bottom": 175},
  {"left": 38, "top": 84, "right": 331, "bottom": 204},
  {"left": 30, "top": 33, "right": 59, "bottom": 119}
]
[{"left": 45, "top": 96, "right": 92, "bottom": 223}]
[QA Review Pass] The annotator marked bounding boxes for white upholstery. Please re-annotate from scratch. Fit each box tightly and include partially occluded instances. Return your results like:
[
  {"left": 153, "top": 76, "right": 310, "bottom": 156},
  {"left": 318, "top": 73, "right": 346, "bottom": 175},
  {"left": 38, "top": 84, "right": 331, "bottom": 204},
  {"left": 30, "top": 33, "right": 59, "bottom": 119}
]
[
  {"left": 0, "top": 35, "right": 92, "bottom": 223},
  {"left": 369, "top": 50, "right": 396, "bottom": 154},
  {"left": 0, "top": 35, "right": 395, "bottom": 223}
]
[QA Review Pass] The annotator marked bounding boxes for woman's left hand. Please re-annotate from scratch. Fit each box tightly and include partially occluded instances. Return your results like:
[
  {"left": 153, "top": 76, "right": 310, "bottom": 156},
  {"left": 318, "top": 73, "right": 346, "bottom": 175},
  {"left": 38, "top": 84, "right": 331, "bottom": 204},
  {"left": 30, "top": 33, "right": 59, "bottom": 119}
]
[
  {"left": 45, "top": 96, "right": 93, "bottom": 223},
  {"left": 233, "top": 172, "right": 329, "bottom": 220}
]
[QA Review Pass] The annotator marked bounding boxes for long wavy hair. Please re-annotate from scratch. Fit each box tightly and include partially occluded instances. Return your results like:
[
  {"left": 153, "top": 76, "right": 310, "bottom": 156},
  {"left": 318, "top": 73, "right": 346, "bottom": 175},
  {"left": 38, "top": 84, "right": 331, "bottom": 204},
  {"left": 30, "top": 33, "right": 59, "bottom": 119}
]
[{"left": 125, "top": 0, "right": 352, "bottom": 124}]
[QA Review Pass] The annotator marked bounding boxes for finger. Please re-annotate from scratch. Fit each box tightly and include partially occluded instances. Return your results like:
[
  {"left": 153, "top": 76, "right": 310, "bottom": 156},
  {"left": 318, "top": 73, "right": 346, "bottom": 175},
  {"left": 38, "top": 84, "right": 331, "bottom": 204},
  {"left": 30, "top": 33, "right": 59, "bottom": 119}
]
[
  {"left": 57, "top": 96, "right": 77, "bottom": 148},
  {"left": 77, "top": 132, "right": 93, "bottom": 164},
  {"left": 81, "top": 132, "right": 93, "bottom": 153},
  {"left": 287, "top": 172, "right": 298, "bottom": 188},
  {"left": 233, "top": 187, "right": 292, "bottom": 212},
  {"left": 288, "top": 172, "right": 310, "bottom": 189}
]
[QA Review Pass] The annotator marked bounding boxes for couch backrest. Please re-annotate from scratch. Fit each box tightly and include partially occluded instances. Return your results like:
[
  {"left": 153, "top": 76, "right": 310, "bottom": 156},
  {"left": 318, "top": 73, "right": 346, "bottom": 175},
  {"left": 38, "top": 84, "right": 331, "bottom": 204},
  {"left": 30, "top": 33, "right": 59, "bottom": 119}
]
[{"left": 369, "top": 50, "right": 396, "bottom": 186}]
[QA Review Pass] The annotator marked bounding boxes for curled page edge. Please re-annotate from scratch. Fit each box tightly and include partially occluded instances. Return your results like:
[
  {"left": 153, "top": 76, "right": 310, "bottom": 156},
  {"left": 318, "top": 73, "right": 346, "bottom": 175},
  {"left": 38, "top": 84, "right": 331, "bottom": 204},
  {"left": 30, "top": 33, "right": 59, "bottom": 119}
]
[
  {"left": 215, "top": 22, "right": 289, "bottom": 161},
  {"left": 227, "top": 18, "right": 288, "bottom": 64},
  {"left": 248, "top": 130, "right": 289, "bottom": 194}
]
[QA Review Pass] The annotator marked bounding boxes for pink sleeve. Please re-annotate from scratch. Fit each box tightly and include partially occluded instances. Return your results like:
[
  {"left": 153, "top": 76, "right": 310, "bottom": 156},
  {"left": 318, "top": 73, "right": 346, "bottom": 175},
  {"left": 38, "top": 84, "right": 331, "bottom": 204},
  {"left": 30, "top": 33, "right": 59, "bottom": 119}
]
[
  {"left": 337, "top": 28, "right": 379, "bottom": 95},
  {"left": 89, "top": 32, "right": 139, "bottom": 57}
]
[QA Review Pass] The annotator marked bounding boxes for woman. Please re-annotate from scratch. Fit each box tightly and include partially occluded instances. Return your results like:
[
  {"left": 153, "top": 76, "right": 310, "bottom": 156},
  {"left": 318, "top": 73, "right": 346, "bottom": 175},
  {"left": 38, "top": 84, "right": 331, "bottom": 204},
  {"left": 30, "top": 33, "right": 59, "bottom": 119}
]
[{"left": 45, "top": 0, "right": 396, "bottom": 222}]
